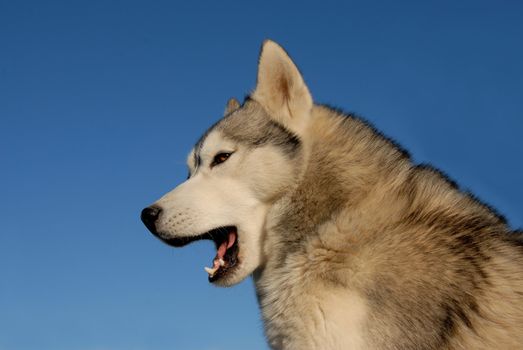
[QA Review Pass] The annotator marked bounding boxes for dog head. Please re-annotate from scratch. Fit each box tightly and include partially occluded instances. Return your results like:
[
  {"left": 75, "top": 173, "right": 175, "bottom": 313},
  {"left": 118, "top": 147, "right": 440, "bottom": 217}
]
[{"left": 141, "top": 40, "right": 313, "bottom": 286}]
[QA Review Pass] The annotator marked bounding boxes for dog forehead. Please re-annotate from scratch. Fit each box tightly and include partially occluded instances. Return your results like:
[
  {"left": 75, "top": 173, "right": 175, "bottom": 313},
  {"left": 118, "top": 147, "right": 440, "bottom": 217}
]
[
  {"left": 217, "top": 100, "right": 271, "bottom": 140},
  {"left": 200, "top": 130, "right": 234, "bottom": 154},
  {"left": 219, "top": 102, "right": 302, "bottom": 158},
  {"left": 191, "top": 102, "right": 260, "bottom": 160},
  {"left": 192, "top": 100, "right": 301, "bottom": 168}
]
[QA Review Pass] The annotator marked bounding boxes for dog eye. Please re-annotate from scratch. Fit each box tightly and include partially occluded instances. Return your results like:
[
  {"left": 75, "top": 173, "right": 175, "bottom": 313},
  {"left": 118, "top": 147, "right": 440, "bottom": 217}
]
[{"left": 211, "top": 152, "right": 232, "bottom": 167}]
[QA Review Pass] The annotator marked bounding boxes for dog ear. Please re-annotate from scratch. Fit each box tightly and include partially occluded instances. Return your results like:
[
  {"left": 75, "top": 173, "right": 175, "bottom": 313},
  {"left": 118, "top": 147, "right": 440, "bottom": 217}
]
[
  {"left": 252, "top": 40, "right": 313, "bottom": 135},
  {"left": 224, "top": 97, "right": 241, "bottom": 116}
]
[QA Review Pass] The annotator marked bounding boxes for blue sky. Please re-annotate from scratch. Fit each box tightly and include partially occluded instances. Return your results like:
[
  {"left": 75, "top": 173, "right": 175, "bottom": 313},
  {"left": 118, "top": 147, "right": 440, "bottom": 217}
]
[{"left": 1, "top": 1, "right": 522, "bottom": 349}]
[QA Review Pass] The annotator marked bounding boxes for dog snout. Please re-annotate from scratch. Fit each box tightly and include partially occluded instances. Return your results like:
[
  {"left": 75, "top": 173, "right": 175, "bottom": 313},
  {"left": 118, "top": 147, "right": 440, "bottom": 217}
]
[{"left": 141, "top": 205, "right": 162, "bottom": 235}]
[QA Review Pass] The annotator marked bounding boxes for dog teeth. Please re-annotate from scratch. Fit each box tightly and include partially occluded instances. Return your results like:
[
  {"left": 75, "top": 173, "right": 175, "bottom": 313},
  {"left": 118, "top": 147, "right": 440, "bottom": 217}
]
[
  {"left": 204, "top": 266, "right": 218, "bottom": 276},
  {"left": 205, "top": 259, "right": 225, "bottom": 277}
]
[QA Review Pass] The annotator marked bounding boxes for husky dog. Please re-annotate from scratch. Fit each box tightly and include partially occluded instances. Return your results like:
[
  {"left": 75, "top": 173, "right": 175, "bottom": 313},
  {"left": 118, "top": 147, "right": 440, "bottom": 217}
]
[{"left": 141, "top": 40, "right": 523, "bottom": 349}]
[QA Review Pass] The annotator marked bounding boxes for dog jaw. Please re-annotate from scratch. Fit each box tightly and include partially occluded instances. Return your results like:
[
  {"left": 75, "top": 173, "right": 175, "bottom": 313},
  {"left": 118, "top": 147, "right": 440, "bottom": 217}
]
[{"left": 151, "top": 170, "right": 269, "bottom": 286}]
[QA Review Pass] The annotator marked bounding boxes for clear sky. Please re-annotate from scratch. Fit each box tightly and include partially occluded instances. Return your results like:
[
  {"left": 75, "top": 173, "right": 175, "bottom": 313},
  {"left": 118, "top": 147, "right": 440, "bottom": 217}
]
[{"left": 1, "top": 1, "right": 522, "bottom": 349}]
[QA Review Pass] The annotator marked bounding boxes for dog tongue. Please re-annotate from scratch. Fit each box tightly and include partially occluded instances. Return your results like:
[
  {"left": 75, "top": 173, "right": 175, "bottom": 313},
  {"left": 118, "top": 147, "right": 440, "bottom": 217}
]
[
  {"left": 216, "top": 231, "right": 236, "bottom": 260},
  {"left": 205, "top": 231, "right": 236, "bottom": 277},
  {"left": 217, "top": 239, "right": 228, "bottom": 259}
]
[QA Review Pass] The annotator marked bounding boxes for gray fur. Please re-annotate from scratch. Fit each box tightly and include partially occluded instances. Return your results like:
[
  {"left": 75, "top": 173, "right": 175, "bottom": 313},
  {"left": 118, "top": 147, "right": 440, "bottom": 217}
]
[
  {"left": 195, "top": 99, "right": 302, "bottom": 161},
  {"left": 217, "top": 100, "right": 301, "bottom": 157}
]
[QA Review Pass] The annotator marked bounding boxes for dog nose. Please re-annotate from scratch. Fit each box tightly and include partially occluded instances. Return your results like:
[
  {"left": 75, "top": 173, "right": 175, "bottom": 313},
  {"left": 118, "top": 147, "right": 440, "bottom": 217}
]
[{"left": 141, "top": 205, "right": 162, "bottom": 235}]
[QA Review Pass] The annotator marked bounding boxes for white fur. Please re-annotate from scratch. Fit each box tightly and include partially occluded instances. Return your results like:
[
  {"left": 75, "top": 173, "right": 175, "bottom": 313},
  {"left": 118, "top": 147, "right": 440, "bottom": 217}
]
[{"left": 153, "top": 129, "right": 291, "bottom": 286}]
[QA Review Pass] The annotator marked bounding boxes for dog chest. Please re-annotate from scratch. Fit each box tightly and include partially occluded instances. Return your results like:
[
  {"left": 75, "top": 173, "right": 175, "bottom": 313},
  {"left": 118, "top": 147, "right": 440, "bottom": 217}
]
[{"left": 254, "top": 263, "right": 368, "bottom": 350}]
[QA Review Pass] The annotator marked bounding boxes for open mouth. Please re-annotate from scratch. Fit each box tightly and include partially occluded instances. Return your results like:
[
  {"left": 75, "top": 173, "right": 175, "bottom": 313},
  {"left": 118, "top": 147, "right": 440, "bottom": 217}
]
[{"left": 161, "top": 226, "right": 239, "bottom": 282}]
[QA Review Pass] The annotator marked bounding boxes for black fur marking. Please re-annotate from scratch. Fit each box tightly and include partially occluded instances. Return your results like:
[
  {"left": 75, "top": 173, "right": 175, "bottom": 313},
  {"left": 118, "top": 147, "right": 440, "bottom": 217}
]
[
  {"left": 505, "top": 230, "right": 523, "bottom": 251},
  {"left": 262, "top": 120, "right": 301, "bottom": 155},
  {"left": 243, "top": 95, "right": 253, "bottom": 104},
  {"left": 438, "top": 298, "right": 476, "bottom": 347},
  {"left": 193, "top": 151, "right": 201, "bottom": 169},
  {"left": 439, "top": 305, "right": 457, "bottom": 346}
]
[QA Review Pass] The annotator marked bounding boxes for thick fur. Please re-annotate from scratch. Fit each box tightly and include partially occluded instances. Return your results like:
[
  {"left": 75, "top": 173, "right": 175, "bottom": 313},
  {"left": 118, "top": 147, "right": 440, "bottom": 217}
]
[{"left": 144, "top": 40, "right": 523, "bottom": 349}]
